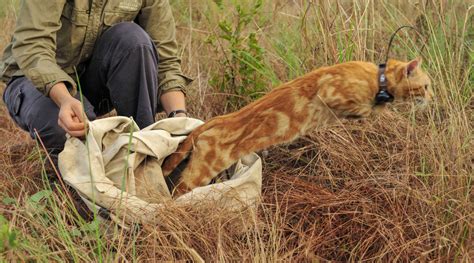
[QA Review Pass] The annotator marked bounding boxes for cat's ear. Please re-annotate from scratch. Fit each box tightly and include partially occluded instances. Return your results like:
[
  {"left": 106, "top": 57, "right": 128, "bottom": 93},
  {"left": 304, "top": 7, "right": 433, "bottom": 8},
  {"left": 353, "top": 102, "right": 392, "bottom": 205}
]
[{"left": 406, "top": 57, "right": 422, "bottom": 76}]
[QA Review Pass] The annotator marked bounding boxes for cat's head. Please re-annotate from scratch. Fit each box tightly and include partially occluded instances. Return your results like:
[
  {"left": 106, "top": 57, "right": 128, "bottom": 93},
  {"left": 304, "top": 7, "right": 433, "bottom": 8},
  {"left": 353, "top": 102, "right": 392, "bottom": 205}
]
[{"left": 386, "top": 58, "right": 433, "bottom": 105}]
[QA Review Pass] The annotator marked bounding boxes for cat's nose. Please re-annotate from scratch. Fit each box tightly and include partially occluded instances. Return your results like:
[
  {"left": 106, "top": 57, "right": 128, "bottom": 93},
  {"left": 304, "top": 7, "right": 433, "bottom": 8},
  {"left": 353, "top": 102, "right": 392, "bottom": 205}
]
[{"left": 415, "top": 97, "right": 428, "bottom": 106}]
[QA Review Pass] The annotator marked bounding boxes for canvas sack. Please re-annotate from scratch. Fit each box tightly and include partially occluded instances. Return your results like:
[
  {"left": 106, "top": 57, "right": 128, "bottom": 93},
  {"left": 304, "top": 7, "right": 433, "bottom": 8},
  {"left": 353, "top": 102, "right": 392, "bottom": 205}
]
[{"left": 58, "top": 116, "right": 262, "bottom": 224}]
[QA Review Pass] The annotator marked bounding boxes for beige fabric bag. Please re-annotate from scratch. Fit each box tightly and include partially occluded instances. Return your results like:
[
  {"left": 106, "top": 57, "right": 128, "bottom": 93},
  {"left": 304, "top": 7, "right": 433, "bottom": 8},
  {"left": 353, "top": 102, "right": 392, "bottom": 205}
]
[{"left": 58, "top": 117, "right": 262, "bottom": 224}]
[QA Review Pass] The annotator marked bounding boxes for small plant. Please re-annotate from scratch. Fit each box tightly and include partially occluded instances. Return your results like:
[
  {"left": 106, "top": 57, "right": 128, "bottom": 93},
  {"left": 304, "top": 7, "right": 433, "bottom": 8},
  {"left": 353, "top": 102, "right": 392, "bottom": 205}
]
[
  {"left": 207, "top": 0, "right": 275, "bottom": 109},
  {"left": 0, "top": 215, "right": 18, "bottom": 253}
]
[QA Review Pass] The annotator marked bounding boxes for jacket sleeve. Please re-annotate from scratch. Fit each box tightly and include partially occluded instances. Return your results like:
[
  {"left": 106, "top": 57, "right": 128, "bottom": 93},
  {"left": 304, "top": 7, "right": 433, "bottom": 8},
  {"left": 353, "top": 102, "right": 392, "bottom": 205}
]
[
  {"left": 137, "top": 0, "right": 192, "bottom": 96},
  {"left": 11, "top": 0, "right": 76, "bottom": 96}
]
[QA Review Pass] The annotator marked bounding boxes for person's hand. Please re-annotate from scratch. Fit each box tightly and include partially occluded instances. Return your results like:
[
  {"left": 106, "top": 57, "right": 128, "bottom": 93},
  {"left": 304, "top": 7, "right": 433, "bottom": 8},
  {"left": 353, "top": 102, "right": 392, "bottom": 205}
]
[
  {"left": 49, "top": 82, "right": 87, "bottom": 137},
  {"left": 58, "top": 96, "right": 86, "bottom": 137}
]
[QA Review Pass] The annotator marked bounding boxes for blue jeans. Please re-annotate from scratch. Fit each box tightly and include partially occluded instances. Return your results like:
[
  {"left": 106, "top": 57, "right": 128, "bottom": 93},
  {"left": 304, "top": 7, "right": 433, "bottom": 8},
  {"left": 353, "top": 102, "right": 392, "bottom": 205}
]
[{"left": 3, "top": 23, "right": 159, "bottom": 153}]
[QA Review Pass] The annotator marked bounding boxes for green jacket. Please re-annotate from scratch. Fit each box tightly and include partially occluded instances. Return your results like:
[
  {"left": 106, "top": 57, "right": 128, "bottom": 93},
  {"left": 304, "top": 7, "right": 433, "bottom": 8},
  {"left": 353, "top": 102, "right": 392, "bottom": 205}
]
[{"left": 0, "top": 0, "right": 191, "bottom": 97}]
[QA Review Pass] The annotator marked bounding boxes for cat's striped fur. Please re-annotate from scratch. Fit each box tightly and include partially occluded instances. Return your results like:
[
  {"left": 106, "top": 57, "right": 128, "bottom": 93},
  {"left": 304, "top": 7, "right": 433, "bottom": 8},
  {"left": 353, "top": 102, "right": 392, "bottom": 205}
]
[{"left": 162, "top": 58, "right": 433, "bottom": 196}]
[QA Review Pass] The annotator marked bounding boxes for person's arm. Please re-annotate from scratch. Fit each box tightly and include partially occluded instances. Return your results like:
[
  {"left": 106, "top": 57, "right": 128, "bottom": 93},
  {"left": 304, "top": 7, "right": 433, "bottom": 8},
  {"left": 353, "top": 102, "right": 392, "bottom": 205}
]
[
  {"left": 160, "top": 90, "right": 186, "bottom": 117},
  {"left": 137, "top": 0, "right": 192, "bottom": 115},
  {"left": 11, "top": 0, "right": 86, "bottom": 137},
  {"left": 11, "top": 0, "right": 76, "bottom": 96}
]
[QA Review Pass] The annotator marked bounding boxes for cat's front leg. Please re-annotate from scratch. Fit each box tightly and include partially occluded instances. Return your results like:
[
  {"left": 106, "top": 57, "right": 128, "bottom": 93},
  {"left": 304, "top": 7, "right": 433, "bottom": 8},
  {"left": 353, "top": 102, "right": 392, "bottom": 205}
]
[{"left": 342, "top": 104, "right": 373, "bottom": 119}]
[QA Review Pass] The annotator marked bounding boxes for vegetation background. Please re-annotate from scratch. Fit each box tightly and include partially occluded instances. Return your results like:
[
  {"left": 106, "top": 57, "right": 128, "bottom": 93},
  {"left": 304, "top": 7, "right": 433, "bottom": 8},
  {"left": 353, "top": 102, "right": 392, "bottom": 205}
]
[{"left": 0, "top": 0, "right": 472, "bottom": 261}]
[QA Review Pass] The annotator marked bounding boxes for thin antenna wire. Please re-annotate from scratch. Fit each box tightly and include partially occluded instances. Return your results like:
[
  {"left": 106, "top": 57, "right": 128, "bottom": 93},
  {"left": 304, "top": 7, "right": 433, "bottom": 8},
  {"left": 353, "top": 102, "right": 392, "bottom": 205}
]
[{"left": 384, "top": 25, "right": 427, "bottom": 64}]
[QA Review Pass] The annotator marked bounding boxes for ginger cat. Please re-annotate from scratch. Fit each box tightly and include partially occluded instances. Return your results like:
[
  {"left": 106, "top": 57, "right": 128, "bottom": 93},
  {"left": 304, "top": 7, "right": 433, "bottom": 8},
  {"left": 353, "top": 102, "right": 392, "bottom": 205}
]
[{"left": 162, "top": 58, "right": 433, "bottom": 196}]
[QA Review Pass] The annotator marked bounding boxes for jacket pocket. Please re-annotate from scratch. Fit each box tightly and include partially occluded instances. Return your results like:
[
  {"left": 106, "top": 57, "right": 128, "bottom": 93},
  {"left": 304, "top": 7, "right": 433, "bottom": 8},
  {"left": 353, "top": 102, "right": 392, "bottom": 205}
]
[
  {"left": 3, "top": 81, "right": 29, "bottom": 131},
  {"left": 10, "top": 86, "right": 24, "bottom": 116},
  {"left": 3, "top": 78, "right": 24, "bottom": 117},
  {"left": 56, "top": 2, "right": 89, "bottom": 64},
  {"left": 103, "top": 0, "right": 142, "bottom": 26},
  {"left": 61, "top": 2, "right": 89, "bottom": 26},
  {"left": 103, "top": 11, "right": 138, "bottom": 27}
]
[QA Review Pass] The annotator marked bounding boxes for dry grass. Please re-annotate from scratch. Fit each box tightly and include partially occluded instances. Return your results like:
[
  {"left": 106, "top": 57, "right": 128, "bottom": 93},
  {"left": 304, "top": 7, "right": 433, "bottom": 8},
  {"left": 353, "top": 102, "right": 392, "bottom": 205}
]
[{"left": 0, "top": 0, "right": 472, "bottom": 261}]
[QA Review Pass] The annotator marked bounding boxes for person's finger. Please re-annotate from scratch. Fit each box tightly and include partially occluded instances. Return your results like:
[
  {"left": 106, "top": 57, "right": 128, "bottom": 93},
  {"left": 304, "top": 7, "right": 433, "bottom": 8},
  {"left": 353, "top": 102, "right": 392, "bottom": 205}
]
[
  {"left": 60, "top": 117, "right": 86, "bottom": 137},
  {"left": 73, "top": 115, "right": 89, "bottom": 131},
  {"left": 71, "top": 102, "right": 86, "bottom": 123},
  {"left": 67, "top": 129, "right": 86, "bottom": 137},
  {"left": 64, "top": 116, "right": 85, "bottom": 131},
  {"left": 60, "top": 110, "right": 85, "bottom": 131}
]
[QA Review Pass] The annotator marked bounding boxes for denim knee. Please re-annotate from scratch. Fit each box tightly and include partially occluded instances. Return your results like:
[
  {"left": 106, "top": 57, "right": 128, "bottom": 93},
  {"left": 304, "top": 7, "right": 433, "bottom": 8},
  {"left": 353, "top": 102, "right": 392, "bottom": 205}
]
[{"left": 102, "top": 22, "right": 153, "bottom": 50}]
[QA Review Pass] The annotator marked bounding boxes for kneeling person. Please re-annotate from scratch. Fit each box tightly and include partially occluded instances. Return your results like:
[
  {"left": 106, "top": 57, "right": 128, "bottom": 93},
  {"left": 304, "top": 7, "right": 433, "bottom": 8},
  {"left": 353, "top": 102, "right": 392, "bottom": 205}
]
[{"left": 1, "top": 0, "right": 192, "bottom": 155}]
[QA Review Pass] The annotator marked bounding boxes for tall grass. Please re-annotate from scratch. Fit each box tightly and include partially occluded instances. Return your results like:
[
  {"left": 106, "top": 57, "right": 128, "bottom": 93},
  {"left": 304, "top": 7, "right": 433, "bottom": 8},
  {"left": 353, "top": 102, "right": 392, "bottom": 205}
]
[{"left": 0, "top": 0, "right": 472, "bottom": 261}]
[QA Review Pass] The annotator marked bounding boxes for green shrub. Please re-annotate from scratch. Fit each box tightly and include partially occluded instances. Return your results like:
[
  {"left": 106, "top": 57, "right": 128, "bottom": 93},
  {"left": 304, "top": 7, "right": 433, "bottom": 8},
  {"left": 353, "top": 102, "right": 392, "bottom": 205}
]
[{"left": 207, "top": 0, "right": 276, "bottom": 109}]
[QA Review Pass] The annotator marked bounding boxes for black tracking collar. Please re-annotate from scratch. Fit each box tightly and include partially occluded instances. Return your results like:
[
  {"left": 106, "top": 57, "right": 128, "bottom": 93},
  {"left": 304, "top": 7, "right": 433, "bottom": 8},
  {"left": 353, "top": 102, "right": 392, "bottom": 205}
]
[{"left": 375, "top": 63, "right": 394, "bottom": 105}]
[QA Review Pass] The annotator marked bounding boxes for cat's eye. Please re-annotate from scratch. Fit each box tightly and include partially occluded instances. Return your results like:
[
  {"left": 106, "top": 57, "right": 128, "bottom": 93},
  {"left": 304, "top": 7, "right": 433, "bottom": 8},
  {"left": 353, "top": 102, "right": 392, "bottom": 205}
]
[{"left": 424, "top": 85, "right": 429, "bottom": 90}]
